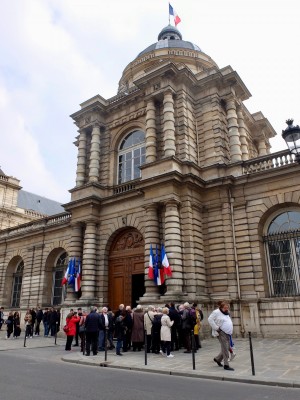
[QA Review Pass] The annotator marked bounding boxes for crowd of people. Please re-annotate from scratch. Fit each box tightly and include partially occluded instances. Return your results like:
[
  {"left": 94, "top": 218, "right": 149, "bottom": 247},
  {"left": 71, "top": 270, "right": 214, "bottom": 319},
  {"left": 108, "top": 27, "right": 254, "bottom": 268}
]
[
  {"left": 0, "top": 300, "right": 236, "bottom": 371},
  {"left": 63, "top": 302, "right": 204, "bottom": 358},
  {"left": 0, "top": 306, "right": 61, "bottom": 339}
]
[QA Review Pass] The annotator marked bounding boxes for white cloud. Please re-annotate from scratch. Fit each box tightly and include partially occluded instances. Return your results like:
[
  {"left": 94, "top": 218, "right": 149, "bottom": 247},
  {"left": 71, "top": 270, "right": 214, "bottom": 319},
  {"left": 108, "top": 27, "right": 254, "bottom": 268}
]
[{"left": 0, "top": 0, "right": 299, "bottom": 203}]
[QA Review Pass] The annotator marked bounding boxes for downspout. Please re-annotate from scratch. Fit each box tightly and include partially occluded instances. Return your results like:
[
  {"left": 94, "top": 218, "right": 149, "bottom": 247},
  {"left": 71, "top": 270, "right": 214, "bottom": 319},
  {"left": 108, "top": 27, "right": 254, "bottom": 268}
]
[
  {"left": 228, "top": 188, "right": 245, "bottom": 336},
  {"left": 195, "top": 119, "right": 200, "bottom": 165}
]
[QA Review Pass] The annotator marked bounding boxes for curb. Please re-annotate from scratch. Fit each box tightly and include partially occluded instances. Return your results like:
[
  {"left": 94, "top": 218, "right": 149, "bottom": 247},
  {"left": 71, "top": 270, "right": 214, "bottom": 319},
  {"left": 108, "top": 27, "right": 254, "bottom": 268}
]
[{"left": 61, "top": 357, "right": 300, "bottom": 389}]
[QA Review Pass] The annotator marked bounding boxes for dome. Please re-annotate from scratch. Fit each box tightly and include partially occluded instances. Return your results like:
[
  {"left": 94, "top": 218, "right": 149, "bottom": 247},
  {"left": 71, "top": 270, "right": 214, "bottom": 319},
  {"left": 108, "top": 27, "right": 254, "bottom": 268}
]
[
  {"left": 118, "top": 25, "right": 217, "bottom": 94},
  {"left": 137, "top": 25, "right": 201, "bottom": 57}
]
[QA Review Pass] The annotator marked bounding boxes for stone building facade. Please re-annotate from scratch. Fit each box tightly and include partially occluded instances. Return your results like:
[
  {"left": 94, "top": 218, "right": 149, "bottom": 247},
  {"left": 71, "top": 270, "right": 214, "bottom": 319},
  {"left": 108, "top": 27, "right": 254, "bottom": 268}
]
[
  {"left": 0, "top": 25, "right": 299, "bottom": 337},
  {"left": 0, "top": 168, "right": 64, "bottom": 230}
]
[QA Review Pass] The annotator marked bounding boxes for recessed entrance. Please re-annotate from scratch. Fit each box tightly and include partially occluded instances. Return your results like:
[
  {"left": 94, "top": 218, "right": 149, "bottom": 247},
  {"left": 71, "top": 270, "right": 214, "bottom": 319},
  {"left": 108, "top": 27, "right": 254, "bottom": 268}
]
[{"left": 108, "top": 229, "right": 145, "bottom": 312}]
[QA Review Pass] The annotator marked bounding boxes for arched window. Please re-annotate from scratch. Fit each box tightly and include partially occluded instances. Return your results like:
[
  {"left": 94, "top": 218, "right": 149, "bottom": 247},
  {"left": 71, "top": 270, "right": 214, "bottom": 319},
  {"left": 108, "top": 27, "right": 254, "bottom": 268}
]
[
  {"left": 264, "top": 211, "right": 300, "bottom": 297},
  {"left": 12, "top": 261, "right": 24, "bottom": 307},
  {"left": 52, "top": 252, "right": 68, "bottom": 305},
  {"left": 118, "top": 130, "right": 145, "bottom": 184}
]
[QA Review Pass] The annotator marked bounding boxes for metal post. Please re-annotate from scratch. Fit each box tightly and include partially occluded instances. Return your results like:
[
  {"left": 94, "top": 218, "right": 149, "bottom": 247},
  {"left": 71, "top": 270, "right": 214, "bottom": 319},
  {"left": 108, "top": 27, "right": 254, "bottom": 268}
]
[
  {"left": 248, "top": 332, "right": 255, "bottom": 376},
  {"left": 23, "top": 326, "right": 27, "bottom": 348},
  {"left": 144, "top": 330, "right": 147, "bottom": 365},
  {"left": 104, "top": 327, "right": 108, "bottom": 362},
  {"left": 191, "top": 330, "right": 196, "bottom": 370},
  {"left": 54, "top": 321, "right": 58, "bottom": 345}
]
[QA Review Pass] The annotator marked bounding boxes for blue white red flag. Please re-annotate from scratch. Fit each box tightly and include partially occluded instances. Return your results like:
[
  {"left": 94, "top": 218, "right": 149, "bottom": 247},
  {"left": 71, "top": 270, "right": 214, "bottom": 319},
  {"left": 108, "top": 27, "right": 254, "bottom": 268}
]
[
  {"left": 148, "top": 245, "right": 154, "bottom": 279},
  {"left": 61, "top": 258, "right": 71, "bottom": 286},
  {"left": 161, "top": 244, "right": 172, "bottom": 276},
  {"left": 169, "top": 3, "right": 181, "bottom": 26},
  {"left": 75, "top": 258, "right": 81, "bottom": 292}
]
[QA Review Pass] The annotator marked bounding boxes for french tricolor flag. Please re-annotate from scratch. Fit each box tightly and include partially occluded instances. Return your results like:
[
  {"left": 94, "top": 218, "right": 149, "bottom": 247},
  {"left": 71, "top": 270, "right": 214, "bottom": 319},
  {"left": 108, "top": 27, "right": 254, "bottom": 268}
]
[
  {"left": 161, "top": 245, "right": 172, "bottom": 277},
  {"left": 75, "top": 258, "right": 81, "bottom": 292},
  {"left": 148, "top": 245, "right": 154, "bottom": 279},
  {"left": 62, "top": 258, "right": 71, "bottom": 286},
  {"left": 169, "top": 3, "right": 181, "bottom": 26}
]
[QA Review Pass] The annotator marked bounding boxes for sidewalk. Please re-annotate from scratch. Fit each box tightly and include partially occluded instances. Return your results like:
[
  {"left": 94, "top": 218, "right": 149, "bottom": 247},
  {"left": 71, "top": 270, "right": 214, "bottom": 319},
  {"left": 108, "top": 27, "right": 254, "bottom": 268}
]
[{"left": 1, "top": 329, "right": 300, "bottom": 388}]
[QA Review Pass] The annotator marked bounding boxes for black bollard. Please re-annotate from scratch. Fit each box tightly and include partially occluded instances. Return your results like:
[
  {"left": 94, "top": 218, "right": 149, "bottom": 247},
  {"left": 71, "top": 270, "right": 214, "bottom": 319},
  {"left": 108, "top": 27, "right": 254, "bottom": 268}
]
[
  {"left": 104, "top": 327, "right": 108, "bottom": 362},
  {"left": 23, "top": 328, "right": 27, "bottom": 348},
  {"left": 54, "top": 321, "right": 58, "bottom": 345},
  {"left": 191, "top": 330, "right": 196, "bottom": 370},
  {"left": 144, "top": 330, "right": 147, "bottom": 365},
  {"left": 248, "top": 332, "right": 255, "bottom": 376}
]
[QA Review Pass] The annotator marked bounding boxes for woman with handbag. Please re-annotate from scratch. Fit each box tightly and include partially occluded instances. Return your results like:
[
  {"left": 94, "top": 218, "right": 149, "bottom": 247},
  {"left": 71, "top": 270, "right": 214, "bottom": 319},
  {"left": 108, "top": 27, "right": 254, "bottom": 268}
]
[
  {"left": 13, "top": 311, "right": 21, "bottom": 338},
  {"left": 64, "top": 311, "right": 80, "bottom": 351},
  {"left": 78, "top": 311, "right": 87, "bottom": 353},
  {"left": 5, "top": 311, "right": 14, "bottom": 339}
]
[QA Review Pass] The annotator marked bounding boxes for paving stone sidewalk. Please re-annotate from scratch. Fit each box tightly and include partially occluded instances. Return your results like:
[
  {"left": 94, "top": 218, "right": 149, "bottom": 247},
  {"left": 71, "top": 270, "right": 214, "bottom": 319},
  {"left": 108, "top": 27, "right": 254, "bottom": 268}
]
[{"left": 1, "top": 329, "right": 299, "bottom": 388}]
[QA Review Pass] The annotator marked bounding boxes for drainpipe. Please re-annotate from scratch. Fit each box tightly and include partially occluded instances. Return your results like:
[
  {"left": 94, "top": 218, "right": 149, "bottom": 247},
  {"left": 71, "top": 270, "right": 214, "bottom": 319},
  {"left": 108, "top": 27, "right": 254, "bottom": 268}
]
[{"left": 228, "top": 188, "right": 245, "bottom": 336}]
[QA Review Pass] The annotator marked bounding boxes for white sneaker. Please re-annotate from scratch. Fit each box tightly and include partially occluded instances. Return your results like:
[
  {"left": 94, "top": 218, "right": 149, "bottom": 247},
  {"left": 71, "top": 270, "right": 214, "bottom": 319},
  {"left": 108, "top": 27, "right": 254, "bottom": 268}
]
[
  {"left": 159, "top": 350, "right": 165, "bottom": 356},
  {"left": 167, "top": 354, "right": 174, "bottom": 358}
]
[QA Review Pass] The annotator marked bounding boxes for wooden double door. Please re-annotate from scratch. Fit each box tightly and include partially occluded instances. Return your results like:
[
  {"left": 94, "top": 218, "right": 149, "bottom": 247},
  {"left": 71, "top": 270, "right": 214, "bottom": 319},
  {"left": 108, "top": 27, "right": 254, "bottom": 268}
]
[{"left": 108, "top": 229, "right": 145, "bottom": 312}]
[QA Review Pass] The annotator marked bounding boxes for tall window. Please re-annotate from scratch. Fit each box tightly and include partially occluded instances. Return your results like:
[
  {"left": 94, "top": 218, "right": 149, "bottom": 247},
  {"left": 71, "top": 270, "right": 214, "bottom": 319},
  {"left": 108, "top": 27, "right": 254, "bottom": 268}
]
[
  {"left": 264, "top": 211, "right": 300, "bottom": 297},
  {"left": 52, "top": 252, "right": 68, "bottom": 306},
  {"left": 118, "top": 130, "right": 145, "bottom": 184},
  {"left": 12, "top": 261, "right": 24, "bottom": 307}
]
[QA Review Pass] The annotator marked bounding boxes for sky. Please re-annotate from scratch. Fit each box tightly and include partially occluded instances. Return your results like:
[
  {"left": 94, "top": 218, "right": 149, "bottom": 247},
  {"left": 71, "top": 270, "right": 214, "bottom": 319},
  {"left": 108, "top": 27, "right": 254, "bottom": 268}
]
[{"left": 0, "top": 0, "right": 299, "bottom": 203}]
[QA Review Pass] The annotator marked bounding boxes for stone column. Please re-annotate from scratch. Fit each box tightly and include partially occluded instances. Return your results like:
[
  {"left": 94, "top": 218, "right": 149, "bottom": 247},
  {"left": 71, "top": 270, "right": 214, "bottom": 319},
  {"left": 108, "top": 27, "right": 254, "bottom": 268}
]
[
  {"left": 76, "top": 130, "right": 87, "bottom": 187},
  {"left": 164, "top": 200, "right": 183, "bottom": 296},
  {"left": 237, "top": 106, "right": 249, "bottom": 161},
  {"left": 163, "top": 90, "right": 176, "bottom": 157},
  {"left": 88, "top": 123, "right": 101, "bottom": 183},
  {"left": 145, "top": 99, "right": 157, "bottom": 163},
  {"left": 226, "top": 100, "right": 242, "bottom": 162},
  {"left": 80, "top": 221, "right": 98, "bottom": 301},
  {"left": 142, "top": 204, "right": 160, "bottom": 300}
]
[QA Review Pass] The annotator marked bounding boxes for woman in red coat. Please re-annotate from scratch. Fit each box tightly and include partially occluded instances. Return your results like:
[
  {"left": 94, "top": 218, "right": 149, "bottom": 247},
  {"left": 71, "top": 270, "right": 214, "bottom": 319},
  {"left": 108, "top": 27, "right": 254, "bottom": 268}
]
[{"left": 65, "top": 311, "right": 80, "bottom": 351}]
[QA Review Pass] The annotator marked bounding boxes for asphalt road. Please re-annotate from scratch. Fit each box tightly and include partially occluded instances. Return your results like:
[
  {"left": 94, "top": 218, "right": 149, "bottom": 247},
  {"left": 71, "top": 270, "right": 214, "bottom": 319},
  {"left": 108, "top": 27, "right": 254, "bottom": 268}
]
[{"left": 1, "top": 346, "right": 299, "bottom": 400}]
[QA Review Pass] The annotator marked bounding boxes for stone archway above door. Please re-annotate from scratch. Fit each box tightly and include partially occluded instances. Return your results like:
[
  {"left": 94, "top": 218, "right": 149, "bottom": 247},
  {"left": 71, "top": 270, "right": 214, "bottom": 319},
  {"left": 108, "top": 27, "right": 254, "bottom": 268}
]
[{"left": 108, "top": 229, "right": 145, "bottom": 311}]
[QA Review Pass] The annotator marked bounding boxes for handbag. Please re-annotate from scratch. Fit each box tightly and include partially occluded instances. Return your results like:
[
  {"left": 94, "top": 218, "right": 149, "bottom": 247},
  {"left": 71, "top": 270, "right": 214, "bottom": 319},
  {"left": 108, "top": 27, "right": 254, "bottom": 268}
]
[
  {"left": 63, "top": 324, "right": 70, "bottom": 333},
  {"left": 79, "top": 325, "right": 85, "bottom": 334}
]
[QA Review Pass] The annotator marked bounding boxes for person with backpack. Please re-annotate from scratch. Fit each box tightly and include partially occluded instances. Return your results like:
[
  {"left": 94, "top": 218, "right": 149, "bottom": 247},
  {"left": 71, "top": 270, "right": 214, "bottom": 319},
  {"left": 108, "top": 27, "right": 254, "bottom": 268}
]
[
  {"left": 144, "top": 305, "right": 155, "bottom": 353},
  {"left": 115, "top": 310, "right": 127, "bottom": 356},
  {"left": 181, "top": 302, "right": 196, "bottom": 353},
  {"left": 151, "top": 308, "right": 163, "bottom": 354},
  {"left": 192, "top": 303, "right": 204, "bottom": 350}
]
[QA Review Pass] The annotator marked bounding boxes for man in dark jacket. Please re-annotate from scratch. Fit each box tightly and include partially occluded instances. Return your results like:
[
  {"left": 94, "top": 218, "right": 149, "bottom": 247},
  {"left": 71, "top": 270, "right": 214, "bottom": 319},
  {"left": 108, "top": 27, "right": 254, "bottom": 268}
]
[
  {"left": 34, "top": 307, "right": 43, "bottom": 336},
  {"left": 85, "top": 307, "right": 101, "bottom": 356}
]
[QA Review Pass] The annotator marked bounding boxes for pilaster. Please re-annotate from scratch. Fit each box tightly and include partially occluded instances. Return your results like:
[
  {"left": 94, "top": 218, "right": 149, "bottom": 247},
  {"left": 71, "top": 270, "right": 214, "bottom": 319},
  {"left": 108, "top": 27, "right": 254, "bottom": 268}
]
[
  {"left": 163, "top": 90, "right": 176, "bottom": 157},
  {"left": 76, "top": 130, "right": 87, "bottom": 187}
]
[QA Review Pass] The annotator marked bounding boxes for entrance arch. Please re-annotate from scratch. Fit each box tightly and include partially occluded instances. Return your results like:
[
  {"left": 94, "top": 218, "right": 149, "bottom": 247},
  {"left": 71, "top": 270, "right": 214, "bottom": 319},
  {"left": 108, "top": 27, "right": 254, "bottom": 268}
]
[{"left": 108, "top": 229, "right": 145, "bottom": 311}]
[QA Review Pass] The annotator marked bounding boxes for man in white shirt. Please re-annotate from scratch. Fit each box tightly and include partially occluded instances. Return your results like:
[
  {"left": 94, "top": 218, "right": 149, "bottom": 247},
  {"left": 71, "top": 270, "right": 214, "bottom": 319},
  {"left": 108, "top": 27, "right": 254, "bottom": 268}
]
[{"left": 208, "top": 301, "right": 234, "bottom": 371}]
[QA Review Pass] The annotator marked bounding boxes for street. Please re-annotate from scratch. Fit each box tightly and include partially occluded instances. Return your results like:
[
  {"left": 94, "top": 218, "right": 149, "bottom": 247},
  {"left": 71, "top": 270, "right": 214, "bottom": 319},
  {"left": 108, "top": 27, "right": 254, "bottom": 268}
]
[{"left": 0, "top": 346, "right": 299, "bottom": 400}]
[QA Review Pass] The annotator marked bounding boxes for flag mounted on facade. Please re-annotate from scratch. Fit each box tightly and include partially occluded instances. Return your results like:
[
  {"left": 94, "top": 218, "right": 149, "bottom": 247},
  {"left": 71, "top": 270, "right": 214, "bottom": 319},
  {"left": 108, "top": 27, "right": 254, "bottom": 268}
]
[
  {"left": 61, "top": 258, "right": 71, "bottom": 286},
  {"left": 161, "top": 244, "right": 172, "bottom": 276},
  {"left": 154, "top": 244, "right": 165, "bottom": 286},
  {"left": 148, "top": 245, "right": 154, "bottom": 279},
  {"left": 68, "top": 257, "right": 76, "bottom": 286},
  {"left": 169, "top": 3, "right": 181, "bottom": 26},
  {"left": 75, "top": 258, "right": 81, "bottom": 292}
]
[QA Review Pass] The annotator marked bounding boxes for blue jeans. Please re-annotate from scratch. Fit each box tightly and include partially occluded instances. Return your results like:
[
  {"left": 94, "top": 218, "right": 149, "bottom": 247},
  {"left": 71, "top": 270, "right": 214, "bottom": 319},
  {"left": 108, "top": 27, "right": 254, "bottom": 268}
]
[
  {"left": 43, "top": 322, "right": 49, "bottom": 336},
  {"left": 98, "top": 330, "right": 105, "bottom": 350},
  {"left": 116, "top": 338, "right": 123, "bottom": 354}
]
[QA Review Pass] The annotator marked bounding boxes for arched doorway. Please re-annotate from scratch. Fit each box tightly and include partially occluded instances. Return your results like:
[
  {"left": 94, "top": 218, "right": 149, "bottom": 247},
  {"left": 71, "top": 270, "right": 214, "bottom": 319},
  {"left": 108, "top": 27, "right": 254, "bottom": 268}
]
[{"left": 108, "top": 229, "right": 145, "bottom": 311}]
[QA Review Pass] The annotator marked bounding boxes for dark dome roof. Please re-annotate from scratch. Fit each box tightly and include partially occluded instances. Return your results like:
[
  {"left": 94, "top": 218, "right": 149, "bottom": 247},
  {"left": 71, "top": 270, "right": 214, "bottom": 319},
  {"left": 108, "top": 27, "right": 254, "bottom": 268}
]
[{"left": 137, "top": 25, "right": 201, "bottom": 57}]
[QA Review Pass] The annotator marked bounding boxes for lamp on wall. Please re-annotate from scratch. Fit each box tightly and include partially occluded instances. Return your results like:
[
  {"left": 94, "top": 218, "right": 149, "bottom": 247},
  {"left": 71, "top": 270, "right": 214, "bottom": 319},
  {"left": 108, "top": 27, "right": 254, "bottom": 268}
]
[{"left": 282, "top": 119, "right": 300, "bottom": 163}]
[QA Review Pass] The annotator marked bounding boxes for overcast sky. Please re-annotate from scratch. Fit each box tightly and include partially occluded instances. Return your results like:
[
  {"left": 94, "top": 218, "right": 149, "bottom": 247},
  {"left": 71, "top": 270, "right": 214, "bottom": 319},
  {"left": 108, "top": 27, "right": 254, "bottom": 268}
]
[{"left": 0, "top": 0, "right": 299, "bottom": 203}]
